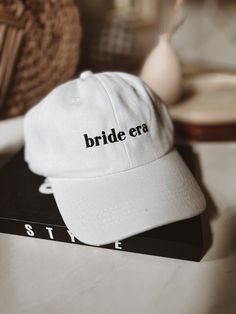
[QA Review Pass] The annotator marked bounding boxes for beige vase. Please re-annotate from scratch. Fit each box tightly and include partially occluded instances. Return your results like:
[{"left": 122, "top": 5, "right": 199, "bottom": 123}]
[{"left": 140, "top": 34, "right": 182, "bottom": 106}]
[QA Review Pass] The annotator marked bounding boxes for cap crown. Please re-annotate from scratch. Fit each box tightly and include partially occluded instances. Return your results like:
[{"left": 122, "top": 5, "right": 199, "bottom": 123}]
[{"left": 24, "top": 72, "right": 174, "bottom": 178}]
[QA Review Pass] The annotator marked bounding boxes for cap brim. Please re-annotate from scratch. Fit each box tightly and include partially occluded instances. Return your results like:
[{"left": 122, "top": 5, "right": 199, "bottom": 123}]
[{"left": 49, "top": 149, "right": 206, "bottom": 246}]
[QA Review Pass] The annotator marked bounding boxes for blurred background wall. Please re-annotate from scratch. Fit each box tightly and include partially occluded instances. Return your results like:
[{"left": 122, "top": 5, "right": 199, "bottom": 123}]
[{"left": 78, "top": 0, "right": 236, "bottom": 71}]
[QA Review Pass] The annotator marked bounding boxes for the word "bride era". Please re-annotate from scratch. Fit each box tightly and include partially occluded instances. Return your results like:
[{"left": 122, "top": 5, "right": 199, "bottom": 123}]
[{"left": 84, "top": 123, "right": 149, "bottom": 148}]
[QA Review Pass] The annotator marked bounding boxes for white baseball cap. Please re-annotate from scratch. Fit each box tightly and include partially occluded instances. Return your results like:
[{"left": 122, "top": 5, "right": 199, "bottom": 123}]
[{"left": 24, "top": 71, "right": 206, "bottom": 246}]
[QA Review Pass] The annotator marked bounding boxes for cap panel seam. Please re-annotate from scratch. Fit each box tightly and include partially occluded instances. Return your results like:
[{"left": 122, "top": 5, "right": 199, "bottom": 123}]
[
  {"left": 114, "top": 73, "right": 174, "bottom": 156},
  {"left": 106, "top": 73, "right": 161, "bottom": 160},
  {"left": 94, "top": 75, "right": 132, "bottom": 168}
]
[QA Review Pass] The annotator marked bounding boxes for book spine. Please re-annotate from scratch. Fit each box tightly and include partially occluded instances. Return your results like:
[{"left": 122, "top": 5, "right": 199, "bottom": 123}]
[
  {"left": 0, "top": 217, "right": 202, "bottom": 261},
  {"left": 0, "top": 217, "right": 141, "bottom": 253}
]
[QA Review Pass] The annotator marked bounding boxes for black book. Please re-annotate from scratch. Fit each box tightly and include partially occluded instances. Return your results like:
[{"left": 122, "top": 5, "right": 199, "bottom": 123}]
[{"left": 0, "top": 147, "right": 204, "bottom": 261}]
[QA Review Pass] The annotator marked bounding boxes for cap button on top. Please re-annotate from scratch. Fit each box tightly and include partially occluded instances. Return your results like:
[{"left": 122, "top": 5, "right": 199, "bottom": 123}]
[{"left": 80, "top": 71, "right": 93, "bottom": 80}]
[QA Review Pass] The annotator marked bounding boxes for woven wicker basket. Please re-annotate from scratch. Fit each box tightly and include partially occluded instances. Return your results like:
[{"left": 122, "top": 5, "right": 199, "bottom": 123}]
[{"left": 0, "top": 0, "right": 81, "bottom": 119}]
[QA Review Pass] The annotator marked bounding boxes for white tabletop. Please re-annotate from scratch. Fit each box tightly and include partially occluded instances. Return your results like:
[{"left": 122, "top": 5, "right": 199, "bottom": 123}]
[{"left": 0, "top": 125, "right": 235, "bottom": 314}]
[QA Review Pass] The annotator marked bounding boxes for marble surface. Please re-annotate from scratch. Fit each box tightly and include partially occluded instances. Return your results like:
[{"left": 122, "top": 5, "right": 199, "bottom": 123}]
[{"left": 0, "top": 137, "right": 236, "bottom": 313}]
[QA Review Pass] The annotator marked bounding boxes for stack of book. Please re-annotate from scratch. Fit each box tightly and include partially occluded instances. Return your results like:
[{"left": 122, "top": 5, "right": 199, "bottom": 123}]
[{"left": 0, "top": 146, "right": 204, "bottom": 261}]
